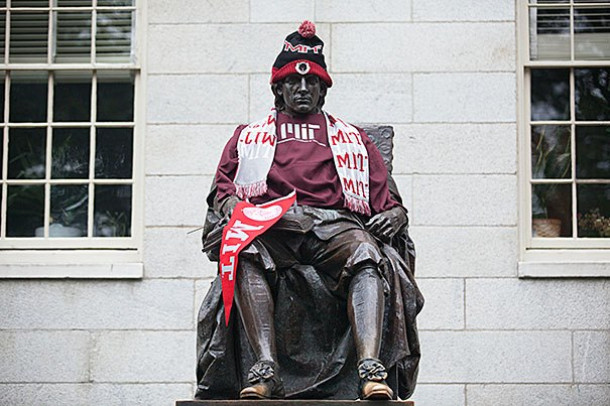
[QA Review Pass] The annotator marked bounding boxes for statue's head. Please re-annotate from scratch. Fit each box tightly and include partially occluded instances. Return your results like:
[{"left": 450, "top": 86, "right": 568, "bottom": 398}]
[{"left": 270, "top": 21, "right": 332, "bottom": 116}]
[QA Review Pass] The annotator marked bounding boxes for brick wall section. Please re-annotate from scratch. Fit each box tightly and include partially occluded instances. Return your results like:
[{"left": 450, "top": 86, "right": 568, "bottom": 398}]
[{"left": 1, "top": 1, "right": 608, "bottom": 405}]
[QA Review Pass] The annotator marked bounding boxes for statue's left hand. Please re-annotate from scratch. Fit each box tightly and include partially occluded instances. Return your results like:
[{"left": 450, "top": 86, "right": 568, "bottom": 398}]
[{"left": 365, "top": 206, "right": 408, "bottom": 243}]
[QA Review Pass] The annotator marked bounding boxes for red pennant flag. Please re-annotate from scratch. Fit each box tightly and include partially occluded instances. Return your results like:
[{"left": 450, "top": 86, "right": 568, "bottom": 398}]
[{"left": 219, "top": 191, "right": 297, "bottom": 325}]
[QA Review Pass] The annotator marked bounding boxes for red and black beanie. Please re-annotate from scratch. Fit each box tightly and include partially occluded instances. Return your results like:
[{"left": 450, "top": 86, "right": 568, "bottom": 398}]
[{"left": 271, "top": 20, "right": 333, "bottom": 87}]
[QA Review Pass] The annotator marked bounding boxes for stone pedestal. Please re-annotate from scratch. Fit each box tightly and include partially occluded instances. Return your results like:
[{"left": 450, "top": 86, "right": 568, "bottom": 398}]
[{"left": 177, "top": 401, "right": 414, "bottom": 406}]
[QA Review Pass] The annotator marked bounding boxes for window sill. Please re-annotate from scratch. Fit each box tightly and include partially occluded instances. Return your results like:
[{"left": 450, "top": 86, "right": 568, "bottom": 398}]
[
  {"left": 0, "top": 262, "right": 143, "bottom": 279},
  {"left": 519, "top": 261, "right": 610, "bottom": 278}
]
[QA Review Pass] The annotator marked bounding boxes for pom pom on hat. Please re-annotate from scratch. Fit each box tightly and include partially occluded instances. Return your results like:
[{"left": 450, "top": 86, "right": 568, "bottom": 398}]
[{"left": 298, "top": 20, "right": 316, "bottom": 38}]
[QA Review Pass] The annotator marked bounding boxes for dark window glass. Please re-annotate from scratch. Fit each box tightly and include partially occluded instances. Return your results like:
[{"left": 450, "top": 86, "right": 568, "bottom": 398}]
[
  {"left": 94, "top": 184, "right": 131, "bottom": 237},
  {"left": 0, "top": 72, "right": 4, "bottom": 123},
  {"left": 11, "top": 1, "right": 49, "bottom": 6},
  {"left": 578, "top": 184, "right": 610, "bottom": 237},
  {"left": 50, "top": 184, "right": 88, "bottom": 237},
  {"left": 8, "top": 127, "right": 46, "bottom": 179},
  {"left": 7, "top": 184, "right": 44, "bottom": 237},
  {"left": 98, "top": 0, "right": 133, "bottom": 6},
  {"left": 53, "top": 71, "right": 92, "bottom": 122},
  {"left": 535, "top": 7, "right": 570, "bottom": 35},
  {"left": 0, "top": 11, "right": 6, "bottom": 64},
  {"left": 574, "top": 7, "right": 610, "bottom": 34},
  {"left": 10, "top": 71, "right": 48, "bottom": 122},
  {"left": 95, "top": 127, "right": 132, "bottom": 178},
  {"left": 52, "top": 127, "right": 89, "bottom": 179},
  {"left": 576, "top": 126, "right": 610, "bottom": 179},
  {"left": 56, "top": 1, "right": 92, "bottom": 7},
  {"left": 97, "top": 71, "right": 134, "bottom": 121},
  {"left": 531, "top": 125, "right": 571, "bottom": 179},
  {"left": 575, "top": 68, "right": 610, "bottom": 120},
  {"left": 532, "top": 183, "right": 573, "bottom": 237},
  {"left": 531, "top": 69, "right": 570, "bottom": 120}
]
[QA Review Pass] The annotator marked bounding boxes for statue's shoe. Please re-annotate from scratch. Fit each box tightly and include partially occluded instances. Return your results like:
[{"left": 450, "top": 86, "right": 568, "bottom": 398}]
[
  {"left": 357, "top": 358, "right": 393, "bottom": 400},
  {"left": 239, "top": 380, "right": 284, "bottom": 399},
  {"left": 360, "top": 379, "right": 394, "bottom": 400},
  {"left": 239, "top": 360, "right": 285, "bottom": 399}
]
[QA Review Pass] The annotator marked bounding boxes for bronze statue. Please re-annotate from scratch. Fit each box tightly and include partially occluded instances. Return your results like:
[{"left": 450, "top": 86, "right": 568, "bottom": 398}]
[{"left": 196, "top": 21, "right": 423, "bottom": 401}]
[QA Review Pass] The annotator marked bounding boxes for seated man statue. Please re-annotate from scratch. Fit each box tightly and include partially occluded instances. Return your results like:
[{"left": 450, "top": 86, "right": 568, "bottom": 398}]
[{"left": 196, "top": 21, "right": 424, "bottom": 401}]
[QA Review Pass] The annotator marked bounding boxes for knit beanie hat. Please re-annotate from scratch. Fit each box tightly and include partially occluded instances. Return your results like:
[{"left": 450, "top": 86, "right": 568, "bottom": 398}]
[{"left": 271, "top": 20, "right": 332, "bottom": 87}]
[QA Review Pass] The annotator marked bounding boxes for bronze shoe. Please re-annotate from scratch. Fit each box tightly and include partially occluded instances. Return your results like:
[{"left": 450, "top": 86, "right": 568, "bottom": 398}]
[
  {"left": 239, "top": 360, "right": 285, "bottom": 400},
  {"left": 361, "top": 379, "right": 394, "bottom": 400},
  {"left": 357, "top": 358, "right": 393, "bottom": 400}
]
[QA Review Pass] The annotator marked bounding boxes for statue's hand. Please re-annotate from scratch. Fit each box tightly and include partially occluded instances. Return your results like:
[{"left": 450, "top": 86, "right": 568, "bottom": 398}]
[
  {"left": 219, "top": 195, "right": 241, "bottom": 217},
  {"left": 365, "top": 206, "right": 408, "bottom": 243}
]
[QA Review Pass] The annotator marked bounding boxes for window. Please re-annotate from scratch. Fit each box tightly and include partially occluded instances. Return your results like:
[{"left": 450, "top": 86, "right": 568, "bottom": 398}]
[
  {"left": 0, "top": 0, "right": 142, "bottom": 269},
  {"left": 519, "top": 1, "right": 610, "bottom": 275}
]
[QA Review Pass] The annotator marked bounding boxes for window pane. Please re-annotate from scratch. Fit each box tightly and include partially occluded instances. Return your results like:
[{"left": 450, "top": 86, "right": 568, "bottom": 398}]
[
  {"left": 576, "top": 126, "right": 610, "bottom": 179},
  {"left": 97, "top": 70, "right": 134, "bottom": 121},
  {"left": 575, "top": 7, "right": 610, "bottom": 59},
  {"left": 0, "top": 11, "right": 6, "bottom": 63},
  {"left": 8, "top": 127, "right": 46, "bottom": 179},
  {"left": 95, "top": 127, "right": 132, "bottom": 178},
  {"left": 530, "top": 7, "right": 570, "bottom": 60},
  {"left": 578, "top": 184, "right": 610, "bottom": 237},
  {"left": 11, "top": 1, "right": 49, "bottom": 6},
  {"left": 98, "top": 0, "right": 133, "bottom": 5},
  {"left": 50, "top": 184, "right": 87, "bottom": 237},
  {"left": 0, "top": 72, "right": 4, "bottom": 123},
  {"left": 53, "top": 71, "right": 91, "bottom": 122},
  {"left": 52, "top": 127, "right": 89, "bottom": 179},
  {"left": 94, "top": 184, "right": 131, "bottom": 237},
  {"left": 531, "top": 69, "right": 570, "bottom": 120},
  {"left": 10, "top": 71, "right": 48, "bottom": 123},
  {"left": 0, "top": 127, "right": 3, "bottom": 179},
  {"left": 96, "top": 10, "right": 133, "bottom": 63},
  {"left": 6, "top": 184, "right": 44, "bottom": 237},
  {"left": 10, "top": 11, "right": 49, "bottom": 63},
  {"left": 532, "top": 183, "right": 573, "bottom": 237},
  {"left": 56, "top": 0, "right": 92, "bottom": 6},
  {"left": 532, "top": 125, "right": 571, "bottom": 179},
  {"left": 54, "top": 11, "right": 91, "bottom": 63},
  {"left": 575, "top": 68, "right": 610, "bottom": 121}
]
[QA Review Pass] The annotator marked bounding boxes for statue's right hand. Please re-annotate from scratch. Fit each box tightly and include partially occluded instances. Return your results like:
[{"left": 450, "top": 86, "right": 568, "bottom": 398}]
[{"left": 219, "top": 195, "right": 241, "bottom": 217}]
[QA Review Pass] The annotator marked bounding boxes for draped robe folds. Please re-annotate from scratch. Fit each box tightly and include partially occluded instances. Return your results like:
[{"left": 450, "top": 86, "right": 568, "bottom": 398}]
[{"left": 195, "top": 175, "right": 424, "bottom": 400}]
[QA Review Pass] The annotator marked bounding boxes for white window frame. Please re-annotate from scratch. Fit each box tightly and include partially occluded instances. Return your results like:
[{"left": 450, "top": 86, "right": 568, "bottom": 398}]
[
  {"left": 518, "top": 0, "right": 610, "bottom": 277},
  {"left": 0, "top": 0, "right": 145, "bottom": 278}
]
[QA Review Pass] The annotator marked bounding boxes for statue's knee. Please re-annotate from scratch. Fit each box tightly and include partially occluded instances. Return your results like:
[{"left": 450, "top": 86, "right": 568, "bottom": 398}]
[
  {"left": 236, "top": 256, "right": 265, "bottom": 282},
  {"left": 355, "top": 266, "right": 379, "bottom": 279},
  {"left": 343, "top": 239, "right": 383, "bottom": 276}
]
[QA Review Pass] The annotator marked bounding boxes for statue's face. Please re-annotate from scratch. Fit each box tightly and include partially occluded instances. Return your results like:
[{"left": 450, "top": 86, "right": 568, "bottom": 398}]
[{"left": 277, "top": 74, "right": 325, "bottom": 116}]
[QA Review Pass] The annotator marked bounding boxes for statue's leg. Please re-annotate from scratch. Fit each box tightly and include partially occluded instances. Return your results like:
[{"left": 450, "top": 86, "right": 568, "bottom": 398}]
[
  {"left": 348, "top": 266, "right": 384, "bottom": 361},
  {"left": 306, "top": 228, "right": 393, "bottom": 400},
  {"left": 234, "top": 257, "right": 285, "bottom": 399},
  {"left": 235, "top": 258, "right": 277, "bottom": 364},
  {"left": 349, "top": 267, "right": 393, "bottom": 400}
]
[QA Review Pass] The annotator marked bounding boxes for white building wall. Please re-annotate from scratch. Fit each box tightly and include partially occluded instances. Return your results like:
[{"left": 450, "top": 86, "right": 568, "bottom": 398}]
[{"left": 1, "top": 1, "right": 609, "bottom": 405}]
